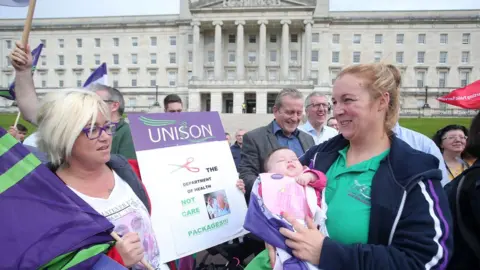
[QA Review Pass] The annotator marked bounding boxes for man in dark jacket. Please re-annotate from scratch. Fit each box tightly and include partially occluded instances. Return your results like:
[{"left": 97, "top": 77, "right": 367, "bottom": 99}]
[
  {"left": 231, "top": 129, "right": 246, "bottom": 171},
  {"left": 239, "top": 88, "right": 315, "bottom": 200}
]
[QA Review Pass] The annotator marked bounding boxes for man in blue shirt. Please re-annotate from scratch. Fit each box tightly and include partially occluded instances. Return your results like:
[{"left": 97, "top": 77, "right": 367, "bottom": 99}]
[
  {"left": 393, "top": 123, "right": 450, "bottom": 186},
  {"left": 238, "top": 88, "right": 315, "bottom": 200}
]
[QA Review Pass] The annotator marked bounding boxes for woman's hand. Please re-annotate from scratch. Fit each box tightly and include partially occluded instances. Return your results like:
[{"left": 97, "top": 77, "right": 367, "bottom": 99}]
[
  {"left": 114, "top": 232, "right": 145, "bottom": 267},
  {"left": 266, "top": 242, "right": 276, "bottom": 268},
  {"left": 236, "top": 179, "right": 246, "bottom": 193},
  {"left": 279, "top": 212, "right": 325, "bottom": 265},
  {"left": 9, "top": 41, "right": 32, "bottom": 72}
]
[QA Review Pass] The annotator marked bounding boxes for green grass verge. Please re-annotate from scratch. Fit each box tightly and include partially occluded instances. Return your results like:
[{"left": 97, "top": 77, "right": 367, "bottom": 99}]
[{"left": 0, "top": 113, "right": 473, "bottom": 139}]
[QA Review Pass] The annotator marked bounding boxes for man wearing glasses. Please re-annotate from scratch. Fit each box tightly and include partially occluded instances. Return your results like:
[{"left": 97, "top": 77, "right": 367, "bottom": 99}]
[
  {"left": 299, "top": 92, "right": 338, "bottom": 145},
  {"left": 90, "top": 84, "right": 137, "bottom": 160}
]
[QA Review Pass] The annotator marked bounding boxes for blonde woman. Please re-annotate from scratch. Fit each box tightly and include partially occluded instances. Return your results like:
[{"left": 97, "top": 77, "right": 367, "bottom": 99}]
[{"left": 260, "top": 63, "right": 453, "bottom": 270}]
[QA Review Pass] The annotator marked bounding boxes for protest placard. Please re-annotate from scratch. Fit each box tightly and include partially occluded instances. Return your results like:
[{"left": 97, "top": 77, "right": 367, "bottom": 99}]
[{"left": 127, "top": 112, "right": 248, "bottom": 263}]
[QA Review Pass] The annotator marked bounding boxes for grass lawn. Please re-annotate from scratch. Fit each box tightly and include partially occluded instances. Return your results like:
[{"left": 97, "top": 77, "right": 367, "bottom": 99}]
[{"left": 0, "top": 113, "right": 473, "bottom": 139}]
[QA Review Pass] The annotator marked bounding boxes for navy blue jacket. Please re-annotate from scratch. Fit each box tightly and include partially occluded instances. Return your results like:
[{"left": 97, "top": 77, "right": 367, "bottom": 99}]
[
  {"left": 299, "top": 135, "right": 453, "bottom": 270},
  {"left": 230, "top": 142, "right": 241, "bottom": 171}
]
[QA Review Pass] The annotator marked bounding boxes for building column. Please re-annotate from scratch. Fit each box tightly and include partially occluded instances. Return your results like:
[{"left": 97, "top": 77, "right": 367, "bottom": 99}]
[
  {"left": 191, "top": 21, "right": 201, "bottom": 80},
  {"left": 210, "top": 92, "right": 222, "bottom": 112},
  {"left": 303, "top": 19, "right": 313, "bottom": 79},
  {"left": 233, "top": 91, "right": 244, "bottom": 114},
  {"left": 256, "top": 92, "right": 267, "bottom": 114},
  {"left": 258, "top": 19, "right": 268, "bottom": 80},
  {"left": 281, "top": 19, "right": 291, "bottom": 80},
  {"left": 235, "top": 20, "right": 245, "bottom": 80},
  {"left": 213, "top": 20, "right": 224, "bottom": 80},
  {"left": 188, "top": 92, "right": 201, "bottom": 111}
]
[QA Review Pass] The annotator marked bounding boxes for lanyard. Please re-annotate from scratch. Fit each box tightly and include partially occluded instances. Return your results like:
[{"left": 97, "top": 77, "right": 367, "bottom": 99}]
[{"left": 445, "top": 159, "right": 470, "bottom": 179}]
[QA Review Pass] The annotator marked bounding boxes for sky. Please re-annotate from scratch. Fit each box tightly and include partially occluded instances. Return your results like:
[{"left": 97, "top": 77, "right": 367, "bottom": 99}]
[{"left": 0, "top": 0, "right": 479, "bottom": 19}]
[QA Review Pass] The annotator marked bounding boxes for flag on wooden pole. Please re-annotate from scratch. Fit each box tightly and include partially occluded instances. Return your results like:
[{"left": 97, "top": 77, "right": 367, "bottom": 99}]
[{"left": 0, "top": 0, "right": 30, "bottom": 7}]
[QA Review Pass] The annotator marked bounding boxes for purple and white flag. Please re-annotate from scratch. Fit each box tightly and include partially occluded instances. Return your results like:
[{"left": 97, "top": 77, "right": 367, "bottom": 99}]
[{"left": 83, "top": 62, "right": 108, "bottom": 88}]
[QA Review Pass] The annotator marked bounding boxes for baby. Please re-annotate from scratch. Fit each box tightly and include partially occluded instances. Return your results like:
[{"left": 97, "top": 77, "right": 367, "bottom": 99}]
[{"left": 244, "top": 147, "right": 328, "bottom": 270}]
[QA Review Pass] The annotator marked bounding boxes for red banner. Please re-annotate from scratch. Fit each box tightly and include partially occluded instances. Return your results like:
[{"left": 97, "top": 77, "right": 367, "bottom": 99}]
[{"left": 437, "top": 80, "right": 480, "bottom": 109}]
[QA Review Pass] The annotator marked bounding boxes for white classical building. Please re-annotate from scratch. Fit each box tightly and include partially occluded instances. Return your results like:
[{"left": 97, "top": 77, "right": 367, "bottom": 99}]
[{"left": 0, "top": 0, "right": 479, "bottom": 114}]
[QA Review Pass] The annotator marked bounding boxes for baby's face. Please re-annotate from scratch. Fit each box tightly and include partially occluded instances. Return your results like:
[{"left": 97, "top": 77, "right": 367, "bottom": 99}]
[{"left": 267, "top": 149, "right": 304, "bottom": 177}]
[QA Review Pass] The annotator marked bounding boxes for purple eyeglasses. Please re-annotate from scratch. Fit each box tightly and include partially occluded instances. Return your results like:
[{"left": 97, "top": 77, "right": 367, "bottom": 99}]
[{"left": 81, "top": 123, "right": 116, "bottom": 140}]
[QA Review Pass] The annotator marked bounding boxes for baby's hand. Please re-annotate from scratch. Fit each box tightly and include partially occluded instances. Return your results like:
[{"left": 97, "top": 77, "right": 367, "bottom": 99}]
[
  {"left": 295, "top": 172, "right": 316, "bottom": 186},
  {"left": 236, "top": 179, "right": 246, "bottom": 193}
]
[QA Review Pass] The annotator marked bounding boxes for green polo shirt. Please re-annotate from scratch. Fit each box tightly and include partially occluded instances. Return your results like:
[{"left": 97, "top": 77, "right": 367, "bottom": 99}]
[
  {"left": 111, "top": 118, "right": 137, "bottom": 160},
  {"left": 325, "top": 146, "right": 390, "bottom": 245}
]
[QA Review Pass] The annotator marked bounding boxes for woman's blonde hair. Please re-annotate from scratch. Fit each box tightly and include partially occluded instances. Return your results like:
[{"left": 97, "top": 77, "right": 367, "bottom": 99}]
[
  {"left": 36, "top": 89, "right": 111, "bottom": 166},
  {"left": 337, "top": 63, "right": 401, "bottom": 133}
]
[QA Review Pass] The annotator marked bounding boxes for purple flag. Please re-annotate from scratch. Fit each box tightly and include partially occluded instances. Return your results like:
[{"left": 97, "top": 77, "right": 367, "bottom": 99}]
[{"left": 0, "top": 127, "right": 115, "bottom": 269}]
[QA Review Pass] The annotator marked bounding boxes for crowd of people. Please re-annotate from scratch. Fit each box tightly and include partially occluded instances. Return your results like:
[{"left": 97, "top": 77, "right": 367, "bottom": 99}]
[{"left": 4, "top": 40, "right": 480, "bottom": 269}]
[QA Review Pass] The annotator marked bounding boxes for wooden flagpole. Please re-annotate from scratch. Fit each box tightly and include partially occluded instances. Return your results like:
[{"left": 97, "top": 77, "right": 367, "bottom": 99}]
[{"left": 13, "top": 0, "right": 37, "bottom": 128}]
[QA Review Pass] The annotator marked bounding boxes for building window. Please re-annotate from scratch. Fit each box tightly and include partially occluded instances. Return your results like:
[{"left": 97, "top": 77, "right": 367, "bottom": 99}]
[
  {"left": 374, "top": 51, "right": 382, "bottom": 62},
  {"left": 289, "top": 70, "right": 299, "bottom": 80},
  {"left": 76, "top": 38, "right": 82, "bottom": 48},
  {"left": 128, "top": 98, "right": 137, "bottom": 107},
  {"left": 438, "top": 71, "right": 447, "bottom": 88},
  {"left": 59, "top": 80, "right": 64, "bottom": 88},
  {"left": 150, "top": 37, "right": 157, "bottom": 46},
  {"left": 188, "top": 34, "right": 193, "bottom": 44},
  {"left": 249, "top": 35, "right": 256, "bottom": 43},
  {"left": 270, "top": 35, "right": 277, "bottom": 43},
  {"left": 311, "top": 50, "right": 319, "bottom": 62},
  {"left": 396, "top": 51, "right": 404, "bottom": 64},
  {"left": 247, "top": 70, "right": 257, "bottom": 80},
  {"left": 332, "top": 51, "right": 339, "bottom": 63},
  {"left": 228, "top": 51, "right": 235, "bottom": 63},
  {"left": 268, "top": 70, "right": 278, "bottom": 81},
  {"left": 206, "top": 69, "right": 214, "bottom": 80},
  {"left": 94, "top": 54, "right": 100, "bottom": 65},
  {"left": 41, "top": 55, "right": 46, "bottom": 66},
  {"left": 131, "top": 78, "right": 137, "bottom": 87},
  {"left": 228, "top": 34, "right": 236, "bottom": 44},
  {"left": 440, "top": 34, "right": 448, "bottom": 44},
  {"left": 416, "top": 70, "right": 426, "bottom": 87},
  {"left": 460, "top": 71, "right": 470, "bottom": 87},
  {"left": 169, "top": 53, "right": 176, "bottom": 64},
  {"left": 95, "top": 38, "right": 101, "bottom": 47},
  {"left": 270, "top": 50, "right": 277, "bottom": 62},
  {"left": 58, "top": 39, "right": 64, "bottom": 48},
  {"left": 188, "top": 71, "right": 192, "bottom": 81},
  {"left": 418, "top": 34, "right": 426, "bottom": 44},
  {"left": 150, "top": 53, "right": 157, "bottom": 64},
  {"left": 150, "top": 71, "right": 157, "bottom": 86},
  {"left": 461, "top": 51, "right": 470, "bottom": 63},
  {"left": 439, "top": 51, "right": 448, "bottom": 64},
  {"left": 113, "top": 38, "right": 119, "bottom": 47},
  {"left": 290, "top": 34, "right": 298, "bottom": 43},
  {"left": 131, "top": 54, "right": 138, "bottom": 64},
  {"left": 462, "top": 33, "right": 470, "bottom": 44},
  {"left": 168, "top": 71, "right": 177, "bottom": 87},
  {"left": 5, "top": 40, "right": 12, "bottom": 49},
  {"left": 396, "top": 34, "right": 404, "bottom": 44},
  {"left": 312, "top": 33, "right": 319, "bottom": 43},
  {"left": 5, "top": 56, "right": 10, "bottom": 67},
  {"left": 132, "top": 37, "right": 138, "bottom": 47},
  {"left": 76, "top": 55, "right": 82, "bottom": 65},
  {"left": 374, "top": 34, "right": 383, "bottom": 44},
  {"left": 77, "top": 80, "right": 82, "bottom": 87},
  {"left": 353, "top": 34, "right": 361, "bottom": 44},
  {"left": 227, "top": 70, "right": 235, "bottom": 80},
  {"left": 353, "top": 51, "right": 361, "bottom": 63},
  {"left": 417, "top": 51, "right": 425, "bottom": 64},
  {"left": 204, "top": 35, "right": 214, "bottom": 45},
  {"left": 330, "top": 69, "right": 339, "bottom": 85},
  {"left": 58, "top": 55, "right": 64, "bottom": 66},
  {"left": 290, "top": 50, "right": 298, "bottom": 62},
  {"left": 311, "top": 70, "right": 318, "bottom": 85},
  {"left": 332, "top": 34, "right": 340, "bottom": 44},
  {"left": 188, "top": 51, "right": 192, "bottom": 63},
  {"left": 248, "top": 51, "right": 256, "bottom": 62},
  {"left": 207, "top": 51, "right": 214, "bottom": 62},
  {"left": 112, "top": 72, "right": 119, "bottom": 87},
  {"left": 40, "top": 39, "right": 46, "bottom": 48},
  {"left": 113, "top": 54, "right": 119, "bottom": 65},
  {"left": 170, "top": 36, "right": 176, "bottom": 46}
]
